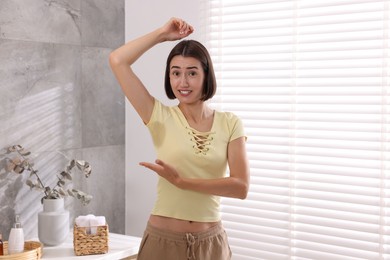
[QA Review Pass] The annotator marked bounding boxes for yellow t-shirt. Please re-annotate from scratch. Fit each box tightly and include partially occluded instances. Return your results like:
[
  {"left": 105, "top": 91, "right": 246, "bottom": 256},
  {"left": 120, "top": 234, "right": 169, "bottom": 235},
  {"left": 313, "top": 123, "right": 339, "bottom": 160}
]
[{"left": 146, "top": 99, "right": 245, "bottom": 222}]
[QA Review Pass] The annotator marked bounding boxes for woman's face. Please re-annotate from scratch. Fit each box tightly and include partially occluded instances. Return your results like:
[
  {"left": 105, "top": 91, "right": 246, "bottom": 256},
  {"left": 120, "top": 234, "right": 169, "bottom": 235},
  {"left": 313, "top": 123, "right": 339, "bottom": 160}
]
[{"left": 169, "top": 55, "right": 205, "bottom": 104}]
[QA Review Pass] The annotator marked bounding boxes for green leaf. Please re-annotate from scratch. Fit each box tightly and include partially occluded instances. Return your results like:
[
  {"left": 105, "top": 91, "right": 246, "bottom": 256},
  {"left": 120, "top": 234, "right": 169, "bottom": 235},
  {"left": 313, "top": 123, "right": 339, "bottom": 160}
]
[
  {"left": 67, "top": 160, "right": 75, "bottom": 172},
  {"left": 58, "top": 187, "right": 67, "bottom": 197},
  {"left": 33, "top": 183, "right": 44, "bottom": 191},
  {"left": 69, "top": 159, "right": 76, "bottom": 169},
  {"left": 67, "top": 189, "right": 75, "bottom": 197},
  {"left": 83, "top": 164, "right": 92, "bottom": 178},
  {"left": 60, "top": 171, "right": 72, "bottom": 180},
  {"left": 19, "top": 149, "right": 31, "bottom": 156},
  {"left": 57, "top": 179, "right": 66, "bottom": 187},
  {"left": 81, "top": 194, "right": 93, "bottom": 205},
  {"left": 14, "top": 165, "right": 25, "bottom": 174},
  {"left": 48, "top": 193, "right": 59, "bottom": 199},
  {"left": 21, "top": 160, "right": 30, "bottom": 168},
  {"left": 26, "top": 179, "right": 34, "bottom": 188},
  {"left": 8, "top": 145, "right": 20, "bottom": 152},
  {"left": 76, "top": 160, "right": 86, "bottom": 169}
]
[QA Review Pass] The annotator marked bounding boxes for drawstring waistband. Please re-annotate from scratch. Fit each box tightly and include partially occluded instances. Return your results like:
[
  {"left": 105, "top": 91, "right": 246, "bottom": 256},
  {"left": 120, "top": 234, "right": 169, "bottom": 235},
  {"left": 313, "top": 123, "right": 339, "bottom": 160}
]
[
  {"left": 186, "top": 233, "right": 196, "bottom": 259},
  {"left": 145, "top": 221, "right": 223, "bottom": 260}
]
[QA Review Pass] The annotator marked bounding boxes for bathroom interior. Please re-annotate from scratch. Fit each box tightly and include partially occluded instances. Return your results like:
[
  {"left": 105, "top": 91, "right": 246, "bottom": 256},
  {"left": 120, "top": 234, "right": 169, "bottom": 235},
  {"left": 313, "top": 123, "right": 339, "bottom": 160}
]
[{"left": 1, "top": 0, "right": 389, "bottom": 259}]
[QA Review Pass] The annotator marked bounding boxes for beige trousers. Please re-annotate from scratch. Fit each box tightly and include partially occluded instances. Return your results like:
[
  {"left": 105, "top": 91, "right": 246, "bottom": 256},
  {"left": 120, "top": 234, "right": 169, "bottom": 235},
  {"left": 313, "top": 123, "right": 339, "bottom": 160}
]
[{"left": 137, "top": 221, "right": 232, "bottom": 260}]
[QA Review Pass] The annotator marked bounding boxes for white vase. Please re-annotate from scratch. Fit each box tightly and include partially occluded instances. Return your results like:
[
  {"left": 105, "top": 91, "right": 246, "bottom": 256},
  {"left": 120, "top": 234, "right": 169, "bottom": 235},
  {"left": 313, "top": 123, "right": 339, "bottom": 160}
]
[{"left": 38, "top": 198, "right": 69, "bottom": 246}]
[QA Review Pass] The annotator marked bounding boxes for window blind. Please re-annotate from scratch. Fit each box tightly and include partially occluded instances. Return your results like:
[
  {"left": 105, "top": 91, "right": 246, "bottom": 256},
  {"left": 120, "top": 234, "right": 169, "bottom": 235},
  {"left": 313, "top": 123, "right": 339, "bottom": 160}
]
[{"left": 200, "top": 0, "right": 390, "bottom": 259}]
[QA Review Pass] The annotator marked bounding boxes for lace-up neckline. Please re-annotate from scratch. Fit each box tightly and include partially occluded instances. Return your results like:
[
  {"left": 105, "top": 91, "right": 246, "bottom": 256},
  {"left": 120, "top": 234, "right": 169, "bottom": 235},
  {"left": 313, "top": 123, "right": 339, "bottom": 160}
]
[
  {"left": 186, "top": 127, "right": 215, "bottom": 155},
  {"left": 176, "top": 106, "right": 216, "bottom": 155}
]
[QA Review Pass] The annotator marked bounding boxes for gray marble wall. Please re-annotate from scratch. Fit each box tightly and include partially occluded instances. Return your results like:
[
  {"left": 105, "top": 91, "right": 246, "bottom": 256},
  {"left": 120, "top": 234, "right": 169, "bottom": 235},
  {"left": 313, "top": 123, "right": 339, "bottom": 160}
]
[{"left": 0, "top": 0, "right": 125, "bottom": 240}]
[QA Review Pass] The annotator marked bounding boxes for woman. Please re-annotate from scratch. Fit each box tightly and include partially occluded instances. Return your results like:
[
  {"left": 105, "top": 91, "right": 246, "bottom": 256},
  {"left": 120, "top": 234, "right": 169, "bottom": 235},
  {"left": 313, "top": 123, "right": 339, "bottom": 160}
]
[{"left": 109, "top": 17, "right": 250, "bottom": 260}]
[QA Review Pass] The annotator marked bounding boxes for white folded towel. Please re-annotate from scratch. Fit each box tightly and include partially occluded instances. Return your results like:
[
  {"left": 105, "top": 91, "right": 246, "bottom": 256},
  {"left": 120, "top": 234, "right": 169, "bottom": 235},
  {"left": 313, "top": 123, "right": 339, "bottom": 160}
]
[
  {"left": 90, "top": 216, "right": 106, "bottom": 235},
  {"left": 75, "top": 216, "right": 90, "bottom": 227},
  {"left": 75, "top": 215, "right": 106, "bottom": 235},
  {"left": 90, "top": 216, "right": 106, "bottom": 226}
]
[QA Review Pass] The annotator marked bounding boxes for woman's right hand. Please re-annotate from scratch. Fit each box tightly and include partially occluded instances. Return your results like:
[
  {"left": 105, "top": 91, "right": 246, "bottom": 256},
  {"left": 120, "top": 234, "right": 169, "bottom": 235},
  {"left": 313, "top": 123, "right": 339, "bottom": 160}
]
[{"left": 160, "top": 17, "right": 194, "bottom": 42}]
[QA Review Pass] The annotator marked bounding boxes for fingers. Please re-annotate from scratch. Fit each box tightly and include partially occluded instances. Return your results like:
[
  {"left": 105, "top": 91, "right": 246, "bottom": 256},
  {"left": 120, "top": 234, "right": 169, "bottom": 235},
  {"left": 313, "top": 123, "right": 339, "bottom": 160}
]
[
  {"left": 139, "top": 161, "right": 160, "bottom": 172},
  {"left": 161, "top": 17, "right": 194, "bottom": 41},
  {"left": 139, "top": 160, "right": 165, "bottom": 172},
  {"left": 155, "top": 159, "right": 164, "bottom": 166},
  {"left": 172, "top": 17, "right": 194, "bottom": 35},
  {"left": 139, "top": 159, "right": 181, "bottom": 187}
]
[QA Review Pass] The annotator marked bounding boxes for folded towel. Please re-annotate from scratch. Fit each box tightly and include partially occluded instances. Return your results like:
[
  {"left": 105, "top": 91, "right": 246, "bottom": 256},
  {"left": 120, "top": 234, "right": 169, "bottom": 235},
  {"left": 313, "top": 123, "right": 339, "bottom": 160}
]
[
  {"left": 75, "top": 216, "right": 90, "bottom": 227},
  {"left": 75, "top": 215, "right": 106, "bottom": 235},
  {"left": 90, "top": 216, "right": 106, "bottom": 226},
  {"left": 90, "top": 216, "right": 106, "bottom": 235}
]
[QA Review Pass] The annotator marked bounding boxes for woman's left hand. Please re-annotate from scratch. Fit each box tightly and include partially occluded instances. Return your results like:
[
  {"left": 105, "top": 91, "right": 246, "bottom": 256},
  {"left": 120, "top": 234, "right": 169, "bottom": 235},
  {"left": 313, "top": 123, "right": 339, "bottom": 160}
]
[{"left": 140, "top": 159, "right": 183, "bottom": 188}]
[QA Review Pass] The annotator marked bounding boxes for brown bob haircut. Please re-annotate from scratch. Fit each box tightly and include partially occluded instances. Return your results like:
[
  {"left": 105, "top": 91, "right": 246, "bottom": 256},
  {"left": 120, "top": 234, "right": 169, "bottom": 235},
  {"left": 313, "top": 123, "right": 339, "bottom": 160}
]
[{"left": 164, "top": 40, "right": 217, "bottom": 101}]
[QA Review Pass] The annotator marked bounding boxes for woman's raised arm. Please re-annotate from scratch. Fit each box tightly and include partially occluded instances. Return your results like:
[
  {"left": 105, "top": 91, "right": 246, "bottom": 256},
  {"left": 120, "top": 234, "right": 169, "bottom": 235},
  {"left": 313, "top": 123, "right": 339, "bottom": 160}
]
[{"left": 109, "top": 18, "right": 194, "bottom": 124}]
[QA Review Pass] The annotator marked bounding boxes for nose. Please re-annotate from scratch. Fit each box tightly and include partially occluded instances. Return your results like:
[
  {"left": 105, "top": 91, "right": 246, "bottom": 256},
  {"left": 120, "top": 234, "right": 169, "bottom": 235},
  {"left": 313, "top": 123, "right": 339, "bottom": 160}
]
[{"left": 180, "top": 74, "right": 189, "bottom": 87}]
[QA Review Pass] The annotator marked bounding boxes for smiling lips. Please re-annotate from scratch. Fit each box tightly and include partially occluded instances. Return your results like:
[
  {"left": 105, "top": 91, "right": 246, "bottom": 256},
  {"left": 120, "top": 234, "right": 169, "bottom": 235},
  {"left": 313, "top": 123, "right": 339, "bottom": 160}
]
[{"left": 179, "top": 90, "right": 192, "bottom": 96}]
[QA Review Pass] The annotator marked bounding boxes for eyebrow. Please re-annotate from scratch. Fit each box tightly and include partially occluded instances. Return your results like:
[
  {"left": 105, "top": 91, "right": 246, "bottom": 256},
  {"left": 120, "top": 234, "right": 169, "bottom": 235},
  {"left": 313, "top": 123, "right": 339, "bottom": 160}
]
[{"left": 170, "top": 65, "right": 199, "bottom": 70}]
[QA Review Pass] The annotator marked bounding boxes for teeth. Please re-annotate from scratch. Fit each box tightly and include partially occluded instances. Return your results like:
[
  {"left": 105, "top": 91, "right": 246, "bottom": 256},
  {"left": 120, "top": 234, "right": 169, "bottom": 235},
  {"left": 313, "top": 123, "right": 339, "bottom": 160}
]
[{"left": 180, "top": 90, "right": 191, "bottom": 94}]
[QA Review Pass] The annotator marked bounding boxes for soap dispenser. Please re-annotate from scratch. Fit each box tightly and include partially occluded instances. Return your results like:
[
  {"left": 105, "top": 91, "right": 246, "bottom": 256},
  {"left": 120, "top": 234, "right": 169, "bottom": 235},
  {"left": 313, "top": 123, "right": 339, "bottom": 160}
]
[{"left": 8, "top": 215, "right": 24, "bottom": 254}]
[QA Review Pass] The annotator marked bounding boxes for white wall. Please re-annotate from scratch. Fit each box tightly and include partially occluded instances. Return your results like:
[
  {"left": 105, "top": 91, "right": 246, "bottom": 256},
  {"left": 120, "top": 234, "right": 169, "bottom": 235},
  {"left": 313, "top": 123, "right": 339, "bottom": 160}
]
[{"left": 125, "top": 0, "right": 201, "bottom": 236}]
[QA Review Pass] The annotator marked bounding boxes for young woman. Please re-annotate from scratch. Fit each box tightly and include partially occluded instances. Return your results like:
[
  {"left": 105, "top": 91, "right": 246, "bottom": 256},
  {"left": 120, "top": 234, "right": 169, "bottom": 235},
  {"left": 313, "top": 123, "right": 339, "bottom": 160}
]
[{"left": 109, "top": 17, "right": 250, "bottom": 260}]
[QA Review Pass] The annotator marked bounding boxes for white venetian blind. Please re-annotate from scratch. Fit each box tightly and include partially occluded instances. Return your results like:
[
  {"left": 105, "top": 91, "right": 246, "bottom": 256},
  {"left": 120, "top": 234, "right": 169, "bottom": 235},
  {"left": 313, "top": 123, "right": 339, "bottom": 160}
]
[{"left": 200, "top": 0, "right": 390, "bottom": 259}]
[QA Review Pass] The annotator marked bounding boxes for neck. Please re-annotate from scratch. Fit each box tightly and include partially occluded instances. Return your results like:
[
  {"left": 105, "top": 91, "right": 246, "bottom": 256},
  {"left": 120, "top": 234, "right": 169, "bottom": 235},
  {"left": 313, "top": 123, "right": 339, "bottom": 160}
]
[{"left": 178, "top": 102, "right": 212, "bottom": 124}]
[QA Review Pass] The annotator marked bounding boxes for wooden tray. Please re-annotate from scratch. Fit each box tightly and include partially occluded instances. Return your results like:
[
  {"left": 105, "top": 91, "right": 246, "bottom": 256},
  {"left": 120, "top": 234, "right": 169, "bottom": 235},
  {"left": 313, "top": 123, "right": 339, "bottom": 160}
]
[{"left": 1, "top": 241, "right": 42, "bottom": 260}]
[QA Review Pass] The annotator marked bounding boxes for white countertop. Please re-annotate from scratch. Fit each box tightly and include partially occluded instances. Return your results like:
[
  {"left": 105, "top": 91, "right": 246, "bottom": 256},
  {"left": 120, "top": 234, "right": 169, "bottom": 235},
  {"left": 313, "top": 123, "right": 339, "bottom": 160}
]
[{"left": 37, "top": 232, "right": 141, "bottom": 259}]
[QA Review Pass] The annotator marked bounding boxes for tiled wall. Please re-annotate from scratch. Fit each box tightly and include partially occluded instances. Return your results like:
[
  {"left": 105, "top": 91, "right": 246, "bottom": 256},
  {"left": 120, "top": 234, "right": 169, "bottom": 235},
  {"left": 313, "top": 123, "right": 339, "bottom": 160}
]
[{"left": 0, "top": 0, "right": 125, "bottom": 239}]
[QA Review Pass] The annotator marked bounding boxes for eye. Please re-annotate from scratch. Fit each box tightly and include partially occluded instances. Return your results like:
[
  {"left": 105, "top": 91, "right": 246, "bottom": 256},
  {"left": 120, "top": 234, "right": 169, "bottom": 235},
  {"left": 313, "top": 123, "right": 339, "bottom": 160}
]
[
  {"left": 171, "top": 71, "right": 180, "bottom": 77},
  {"left": 188, "top": 71, "right": 197, "bottom": 77}
]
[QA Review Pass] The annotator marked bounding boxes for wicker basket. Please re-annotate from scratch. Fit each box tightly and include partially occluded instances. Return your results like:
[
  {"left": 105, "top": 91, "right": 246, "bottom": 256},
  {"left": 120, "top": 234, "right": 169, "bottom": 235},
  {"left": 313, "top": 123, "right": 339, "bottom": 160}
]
[
  {"left": 73, "top": 224, "right": 109, "bottom": 256},
  {"left": 0, "top": 241, "right": 42, "bottom": 260}
]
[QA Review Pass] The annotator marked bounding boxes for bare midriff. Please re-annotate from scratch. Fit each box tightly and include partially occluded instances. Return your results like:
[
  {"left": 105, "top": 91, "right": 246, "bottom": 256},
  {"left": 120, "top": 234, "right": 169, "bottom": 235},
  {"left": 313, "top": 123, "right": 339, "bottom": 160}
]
[{"left": 149, "top": 215, "right": 219, "bottom": 233}]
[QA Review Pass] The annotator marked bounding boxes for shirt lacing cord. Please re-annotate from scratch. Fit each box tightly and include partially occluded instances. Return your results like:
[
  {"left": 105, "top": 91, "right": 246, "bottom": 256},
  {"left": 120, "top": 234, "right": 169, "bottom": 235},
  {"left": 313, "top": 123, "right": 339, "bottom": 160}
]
[
  {"left": 187, "top": 127, "right": 214, "bottom": 155},
  {"left": 186, "top": 233, "right": 197, "bottom": 260}
]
